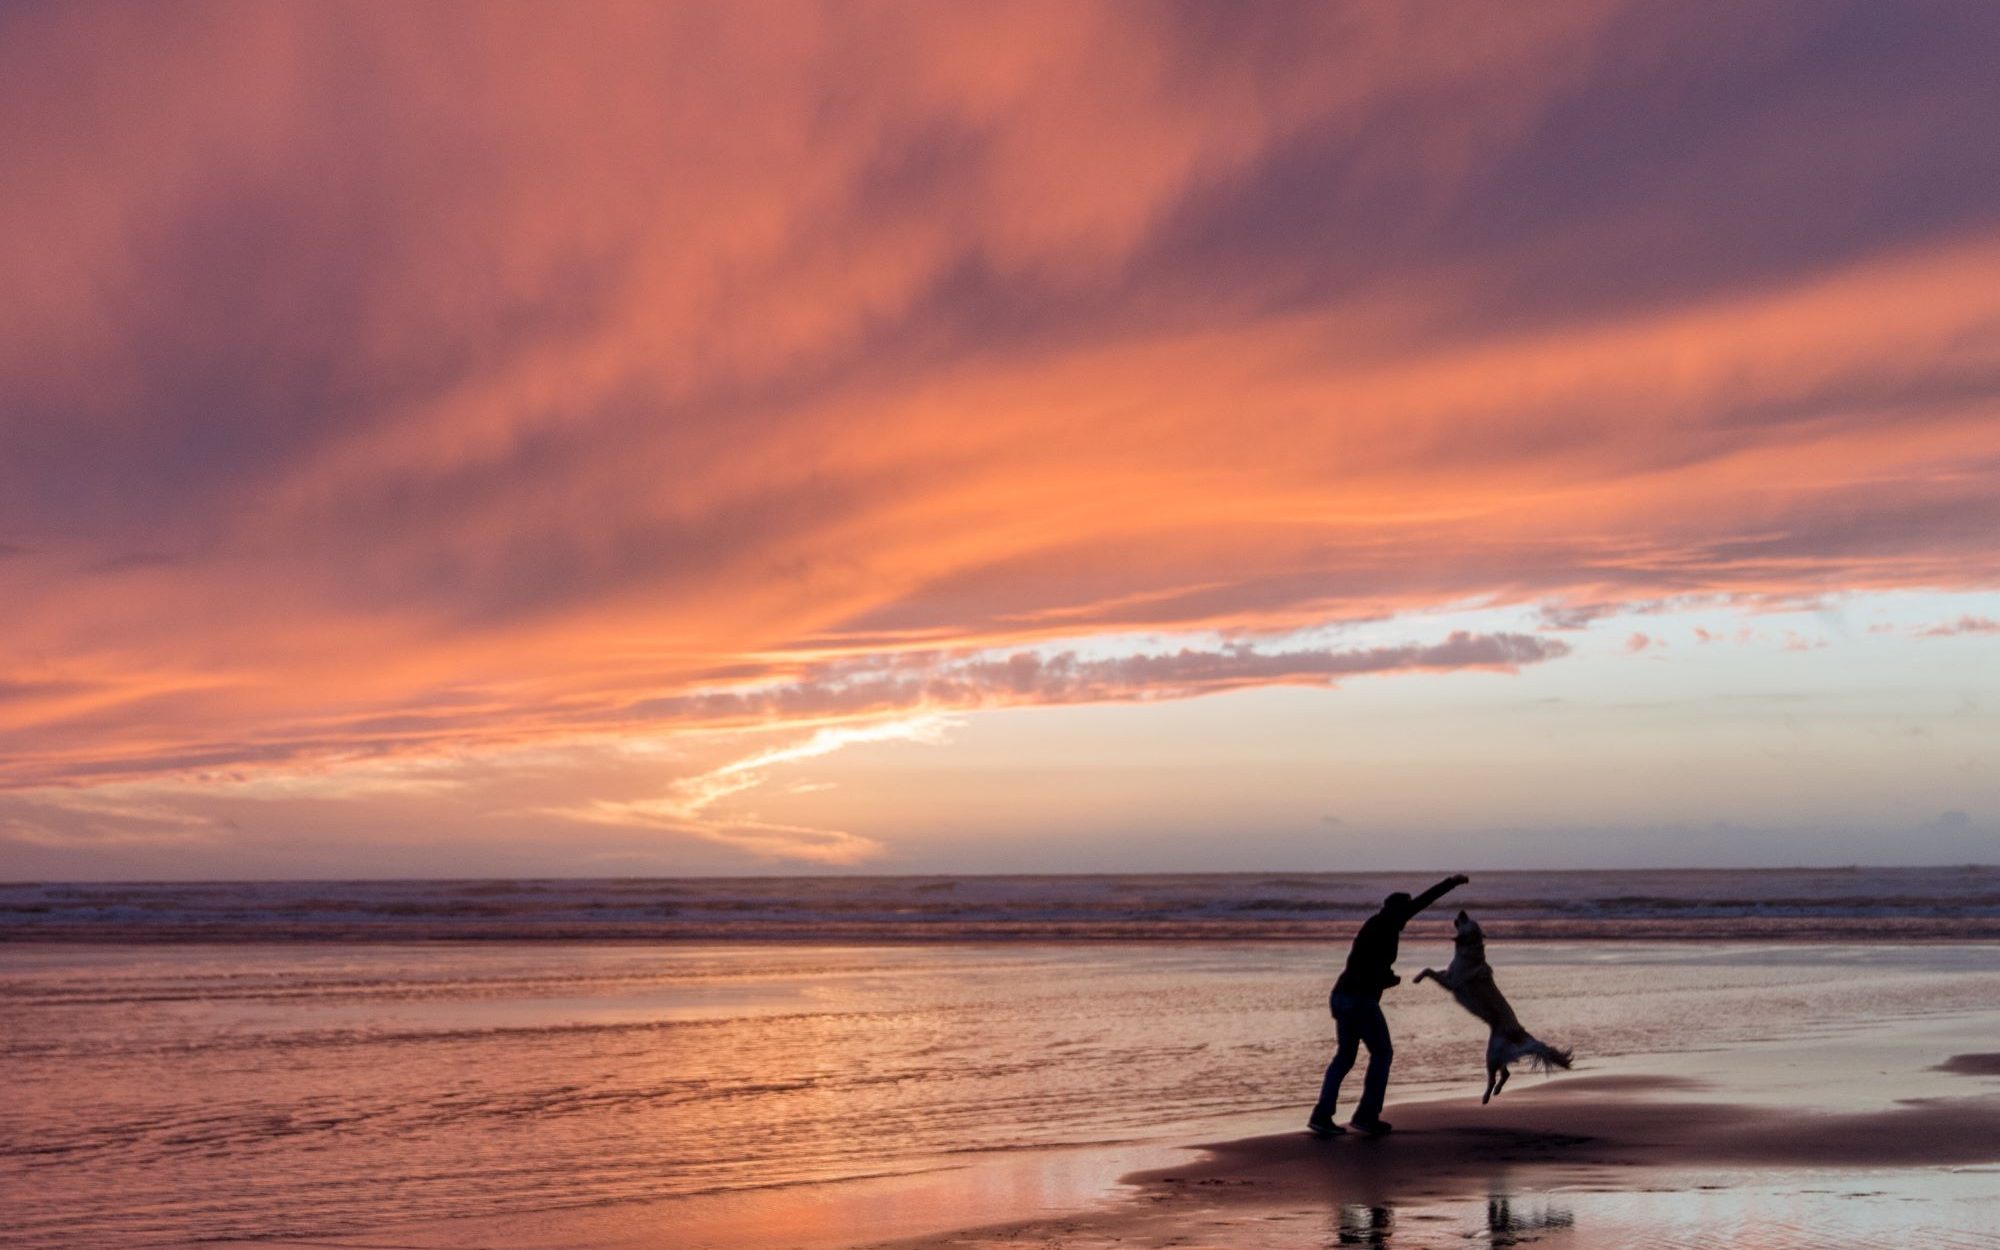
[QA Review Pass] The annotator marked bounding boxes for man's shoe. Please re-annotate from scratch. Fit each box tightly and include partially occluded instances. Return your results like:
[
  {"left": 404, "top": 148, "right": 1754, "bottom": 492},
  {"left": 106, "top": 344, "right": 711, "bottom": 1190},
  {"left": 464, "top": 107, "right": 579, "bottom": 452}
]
[
  {"left": 1349, "top": 1117, "right": 1393, "bottom": 1136},
  {"left": 1306, "top": 1119, "right": 1345, "bottom": 1138}
]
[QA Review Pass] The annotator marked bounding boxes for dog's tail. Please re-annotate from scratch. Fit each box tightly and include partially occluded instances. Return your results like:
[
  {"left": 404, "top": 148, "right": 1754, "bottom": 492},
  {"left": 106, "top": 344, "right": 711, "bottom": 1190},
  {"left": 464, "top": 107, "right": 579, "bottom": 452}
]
[{"left": 1523, "top": 1038, "right": 1573, "bottom": 1072}]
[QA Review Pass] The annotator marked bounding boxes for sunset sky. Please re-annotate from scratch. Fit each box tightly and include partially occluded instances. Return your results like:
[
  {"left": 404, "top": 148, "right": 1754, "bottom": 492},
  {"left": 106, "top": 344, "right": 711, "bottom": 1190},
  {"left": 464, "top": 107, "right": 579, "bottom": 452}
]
[{"left": 3, "top": 2, "right": 1997, "bottom": 879}]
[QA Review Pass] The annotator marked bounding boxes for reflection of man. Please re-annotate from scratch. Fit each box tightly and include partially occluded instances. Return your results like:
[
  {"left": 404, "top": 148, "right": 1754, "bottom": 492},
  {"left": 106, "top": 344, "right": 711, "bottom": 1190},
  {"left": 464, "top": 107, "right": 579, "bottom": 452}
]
[
  {"left": 1334, "top": 1203, "right": 1392, "bottom": 1247},
  {"left": 1308, "top": 873, "right": 1469, "bottom": 1136}
]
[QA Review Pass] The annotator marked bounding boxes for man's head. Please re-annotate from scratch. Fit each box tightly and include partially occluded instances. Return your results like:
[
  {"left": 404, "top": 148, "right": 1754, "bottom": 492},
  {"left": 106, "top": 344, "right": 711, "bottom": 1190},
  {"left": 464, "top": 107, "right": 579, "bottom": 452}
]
[{"left": 1382, "top": 891, "right": 1413, "bottom": 916}]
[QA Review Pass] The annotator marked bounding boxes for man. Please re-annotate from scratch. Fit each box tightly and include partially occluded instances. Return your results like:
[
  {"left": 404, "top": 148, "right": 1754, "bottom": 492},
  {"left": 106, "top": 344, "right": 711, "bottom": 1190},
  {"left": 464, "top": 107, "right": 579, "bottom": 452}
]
[{"left": 1308, "top": 873, "right": 1470, "bottom": 1137}]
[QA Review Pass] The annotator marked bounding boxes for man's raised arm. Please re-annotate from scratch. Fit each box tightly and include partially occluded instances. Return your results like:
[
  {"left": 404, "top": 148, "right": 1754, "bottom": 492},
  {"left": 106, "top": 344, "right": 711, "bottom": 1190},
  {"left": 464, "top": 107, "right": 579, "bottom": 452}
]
[{"left": 1410, "top": 873, "right": 1470, "bottom": 915}]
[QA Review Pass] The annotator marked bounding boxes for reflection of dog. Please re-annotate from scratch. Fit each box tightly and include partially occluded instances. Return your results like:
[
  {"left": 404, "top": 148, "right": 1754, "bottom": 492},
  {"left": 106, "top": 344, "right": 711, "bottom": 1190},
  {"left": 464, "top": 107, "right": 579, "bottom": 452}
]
[{"left": 1414, "top": 910, "right": 1572, "bottom": 1103}]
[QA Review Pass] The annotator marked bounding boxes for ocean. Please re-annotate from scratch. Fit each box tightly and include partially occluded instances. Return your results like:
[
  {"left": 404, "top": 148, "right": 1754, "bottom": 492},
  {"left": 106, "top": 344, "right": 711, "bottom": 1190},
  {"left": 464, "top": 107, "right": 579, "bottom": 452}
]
[
  {"left": 4, "top": 868, "right": 1999, "bottom": 1249},
  {"left": 6, "top": 865, "right": 1999, "bottom": 942}
]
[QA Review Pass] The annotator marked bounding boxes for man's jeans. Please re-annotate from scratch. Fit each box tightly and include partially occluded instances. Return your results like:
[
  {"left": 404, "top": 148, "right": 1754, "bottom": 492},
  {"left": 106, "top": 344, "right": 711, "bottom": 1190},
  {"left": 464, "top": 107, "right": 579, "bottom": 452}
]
[{"left": 1311, "top": 991, "right": 1392, "bottom": 1124}]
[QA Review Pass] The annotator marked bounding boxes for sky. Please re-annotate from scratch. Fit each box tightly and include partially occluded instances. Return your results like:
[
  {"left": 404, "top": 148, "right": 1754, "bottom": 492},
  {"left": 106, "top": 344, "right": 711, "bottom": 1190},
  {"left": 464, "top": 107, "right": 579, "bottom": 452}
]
[{"left": 2, "top": 1, "right": 1997, "bottom": 879}]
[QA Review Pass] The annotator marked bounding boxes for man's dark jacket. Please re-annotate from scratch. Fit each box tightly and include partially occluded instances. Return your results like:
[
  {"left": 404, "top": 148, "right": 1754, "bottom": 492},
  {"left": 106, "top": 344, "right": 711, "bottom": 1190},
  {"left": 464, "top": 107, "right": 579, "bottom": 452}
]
[{"left": 1331, "top": 876, "right": 1464, "bottom": 1001}]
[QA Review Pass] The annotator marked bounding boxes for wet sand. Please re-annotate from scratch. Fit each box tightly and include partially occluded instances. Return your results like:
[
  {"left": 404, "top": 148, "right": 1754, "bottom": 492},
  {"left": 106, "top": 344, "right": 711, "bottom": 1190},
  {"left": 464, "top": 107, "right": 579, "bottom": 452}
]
[
  {"left": 237, "top": 1016, "right": 2000, "bottom": 1250},
  {"left": 872, "top": 1113, "right": 2000, "bottom": 1245},
  {"left": 1939, "top": 1052, "right": 2000, "bottom": 1077},
  {"left": 875, "top": 1025, "right": 2000, "bottom": 1250},
  {"left": 24, "top": 937, "right": 2000, "bottom": 1249},
  {"left": 974, "top": 1083, "right": 2000, "bottom": 1248}
]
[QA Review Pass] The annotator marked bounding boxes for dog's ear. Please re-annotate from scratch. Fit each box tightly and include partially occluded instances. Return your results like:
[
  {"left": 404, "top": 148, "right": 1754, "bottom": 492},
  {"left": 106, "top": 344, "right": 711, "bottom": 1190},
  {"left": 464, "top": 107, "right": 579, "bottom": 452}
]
[{"left": 1456, "top": 909, "right": 1469, "bottom": 922}]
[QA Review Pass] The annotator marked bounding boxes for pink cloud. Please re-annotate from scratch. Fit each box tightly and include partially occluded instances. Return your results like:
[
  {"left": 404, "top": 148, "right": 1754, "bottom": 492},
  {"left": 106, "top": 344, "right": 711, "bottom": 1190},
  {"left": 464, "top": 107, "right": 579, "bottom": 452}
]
[
  {"left": 0, "top": 3, "right": 1997, "bottom": 811},
  {"left": 1918, "top": 615, "right": 2000, "bottom": 637}
]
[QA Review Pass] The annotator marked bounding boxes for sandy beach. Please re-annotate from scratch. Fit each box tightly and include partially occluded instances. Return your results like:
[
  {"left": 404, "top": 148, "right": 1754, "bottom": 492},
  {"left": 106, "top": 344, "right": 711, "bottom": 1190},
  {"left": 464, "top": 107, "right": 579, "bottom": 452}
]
[
  {"left": 313, "top": 1025, "right": 2000, "bottom": 1250},
  {"left": 148, "top": 951, "right": 2000, "bottom": 1250},
  {"left": 883, "top": 1011, "right": 2000, "bottom": 1250},
  {"left": 12, "top": 892, "right": 2000, "bottom": 1250}
]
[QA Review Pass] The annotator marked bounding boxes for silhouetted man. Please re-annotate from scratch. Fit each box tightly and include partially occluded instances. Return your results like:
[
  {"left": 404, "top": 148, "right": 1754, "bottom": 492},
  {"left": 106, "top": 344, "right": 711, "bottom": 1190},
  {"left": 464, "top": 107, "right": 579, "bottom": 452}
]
[{"left": 1309, "top": 873, "right": 1469, "bottom": 1136}]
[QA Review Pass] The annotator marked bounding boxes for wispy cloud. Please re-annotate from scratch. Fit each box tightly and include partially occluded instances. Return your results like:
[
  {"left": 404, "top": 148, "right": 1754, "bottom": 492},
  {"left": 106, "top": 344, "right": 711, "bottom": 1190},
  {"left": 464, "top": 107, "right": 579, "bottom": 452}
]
[
  {"left": 1919, "top": 615, "right": 2000, "bottom": 638},
  {"left": 555, "top": 717, "right": 954, "bottom": 864},
  {"left": 2, "top": 4, "right": 1998, "bottom": 864},
  {"left": 0, "top": 789, "right": 229, "bottom": 850},
  {"left": 641, "top": 631, "right": 1571, "bottom": 726}
]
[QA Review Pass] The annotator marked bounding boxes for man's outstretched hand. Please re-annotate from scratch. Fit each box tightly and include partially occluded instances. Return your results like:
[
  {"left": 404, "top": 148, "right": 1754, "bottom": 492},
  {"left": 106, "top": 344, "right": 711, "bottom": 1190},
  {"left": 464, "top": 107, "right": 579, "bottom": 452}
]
[{"left": 1407, "top": 874, "right": 1470, "bottom": 916}]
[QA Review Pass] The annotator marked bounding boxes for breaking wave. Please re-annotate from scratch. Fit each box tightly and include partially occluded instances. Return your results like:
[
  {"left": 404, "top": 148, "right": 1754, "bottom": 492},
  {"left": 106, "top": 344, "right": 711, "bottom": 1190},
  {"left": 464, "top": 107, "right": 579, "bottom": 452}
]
[{"left": 5, "top": 866, "right": 1998, "bottom": 942}]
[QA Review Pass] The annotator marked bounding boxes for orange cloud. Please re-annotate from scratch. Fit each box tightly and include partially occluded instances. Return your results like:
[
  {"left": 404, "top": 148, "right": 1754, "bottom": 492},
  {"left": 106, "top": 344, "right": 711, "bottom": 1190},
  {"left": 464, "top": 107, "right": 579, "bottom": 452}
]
[{"left": 2, "top": 2, "right": 1999, "bottom": 819}]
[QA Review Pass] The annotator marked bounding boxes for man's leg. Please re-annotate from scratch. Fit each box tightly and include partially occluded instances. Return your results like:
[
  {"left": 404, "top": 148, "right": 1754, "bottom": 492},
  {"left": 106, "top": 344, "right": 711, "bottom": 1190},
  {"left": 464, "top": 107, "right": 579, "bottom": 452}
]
[
  {"left": 1310, "top": 1001, "right": 1362, "bottom": 1126},
  {"left": 1351, "top": 1002, "right": 1394, "bottom": 1127}
]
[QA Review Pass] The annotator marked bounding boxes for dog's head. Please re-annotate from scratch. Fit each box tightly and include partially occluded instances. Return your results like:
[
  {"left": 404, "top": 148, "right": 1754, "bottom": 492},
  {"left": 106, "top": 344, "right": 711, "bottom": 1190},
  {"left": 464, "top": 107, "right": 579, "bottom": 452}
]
[{"left": 1452, "top": 909, "right": 1486, "bottom": 954}]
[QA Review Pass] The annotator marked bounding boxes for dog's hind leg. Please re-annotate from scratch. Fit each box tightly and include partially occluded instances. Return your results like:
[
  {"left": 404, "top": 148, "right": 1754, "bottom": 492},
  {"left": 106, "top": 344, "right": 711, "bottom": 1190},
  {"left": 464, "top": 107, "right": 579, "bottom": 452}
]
[
  {"left": 1482, "top": 1066, "right": 1497, "bottom": 1104},
  {"left": 1493, "top": 1066, "right": 1510, "bottom": 1098}
]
